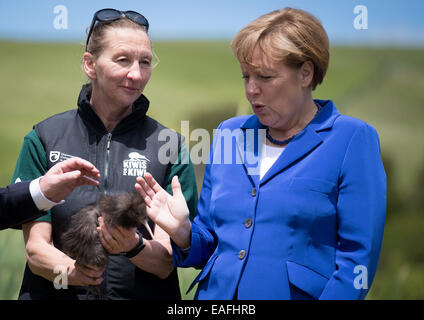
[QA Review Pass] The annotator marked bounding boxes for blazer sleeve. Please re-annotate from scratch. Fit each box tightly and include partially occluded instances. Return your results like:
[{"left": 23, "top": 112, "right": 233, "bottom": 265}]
[
  {"left": 319, "top": 123, "right": 387, "bottom": 299},
  {"left": 0, "top": 180, "right": 45, "bottom": 230},
  {"left": 9, "top": 129, "right": 50, "bottom": 228}
]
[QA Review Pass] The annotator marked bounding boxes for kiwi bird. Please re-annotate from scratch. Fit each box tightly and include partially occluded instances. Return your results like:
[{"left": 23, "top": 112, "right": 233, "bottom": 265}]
[{"left": 60, "top": 192, "right": 152, "bottom": 269}]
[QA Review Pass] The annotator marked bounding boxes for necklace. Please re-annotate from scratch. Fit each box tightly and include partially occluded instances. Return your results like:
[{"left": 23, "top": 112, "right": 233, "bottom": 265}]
[
  {"left": 266, "top": 128, "right": 295, "bottom": 145},
  {"left": 266, "top": 102, "right": 323, "bottom": 146}
]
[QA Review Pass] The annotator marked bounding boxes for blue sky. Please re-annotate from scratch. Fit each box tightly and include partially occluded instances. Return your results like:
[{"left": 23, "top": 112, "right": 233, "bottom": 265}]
[{"left": 0, "top": 0, "right": 423, "bottom": 46}]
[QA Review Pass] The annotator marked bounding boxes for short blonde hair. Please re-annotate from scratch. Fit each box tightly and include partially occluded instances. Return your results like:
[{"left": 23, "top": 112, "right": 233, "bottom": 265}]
[{"left": 231, "top": 7, "right": 330, "bottom": 90}]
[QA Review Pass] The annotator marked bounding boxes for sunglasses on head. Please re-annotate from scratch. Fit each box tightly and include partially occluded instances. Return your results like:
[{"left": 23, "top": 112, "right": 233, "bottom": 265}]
[{"left": 86, "top": 8, "right": 149, "bottom": 49}]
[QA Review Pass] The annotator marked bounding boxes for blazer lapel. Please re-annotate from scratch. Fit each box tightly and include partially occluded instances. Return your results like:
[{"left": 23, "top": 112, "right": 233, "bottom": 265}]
[
  {"left": 259, "top": 127, "right": 323, "bottom": 185},
  {"left": 236, "top": 99, "right": 341, "bottom": 186},
  {"left": 235, "top": 126, "right": 263, "bottom": 188},
  {"left": 236, "top": 116, "right": 267, "bottom": 188}
]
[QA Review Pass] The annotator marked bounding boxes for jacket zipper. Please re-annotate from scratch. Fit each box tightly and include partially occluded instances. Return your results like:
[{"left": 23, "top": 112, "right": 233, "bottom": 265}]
[{"left": 104, "top": 133, "right": 112, "bottom": 191}]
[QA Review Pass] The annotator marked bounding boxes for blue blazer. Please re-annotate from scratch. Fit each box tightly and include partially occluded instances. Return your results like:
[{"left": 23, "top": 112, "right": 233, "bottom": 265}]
[{"left": 173, "top": 100, "right": 386, "bottom": 300}]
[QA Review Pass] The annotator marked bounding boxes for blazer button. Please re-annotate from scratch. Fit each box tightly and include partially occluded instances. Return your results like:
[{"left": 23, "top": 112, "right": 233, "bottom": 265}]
[
  {"left": 238, "top": 250, "right": 246, "bottom": 260},
  {"left": 250, "top": 187, "right": 257, "bottom": 197},
  {"left": 244, "top": 218, "right": 252, "bottom": 228}
]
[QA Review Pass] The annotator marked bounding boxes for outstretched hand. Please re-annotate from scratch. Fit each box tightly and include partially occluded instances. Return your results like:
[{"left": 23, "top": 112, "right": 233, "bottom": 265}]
[
  {"left": 135, "top": 173, "right": 191, "bottom": 249},
  {"left": 39, "top": 157, "right": 100, "bottom": 203}
]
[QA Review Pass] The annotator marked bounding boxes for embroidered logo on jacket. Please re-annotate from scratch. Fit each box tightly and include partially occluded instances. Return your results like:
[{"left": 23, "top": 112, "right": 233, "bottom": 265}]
[
  {"left": 49, "top": 151, "right": 75, "bottom": 163},
  {"left": 123, "top": 152, "right": 150, "bottom": 177}
]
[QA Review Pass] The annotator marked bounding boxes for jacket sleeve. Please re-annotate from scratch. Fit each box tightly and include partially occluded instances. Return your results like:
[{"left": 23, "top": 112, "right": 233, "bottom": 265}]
[
  {"left": 319, "top": 123, "right": 386, "bottom": 299},
  {"left": 10, "top": 129, "right": 51, "bottom": 228},
  {"left": 0, "top": 180, "right": 43, "bottom": 230}
]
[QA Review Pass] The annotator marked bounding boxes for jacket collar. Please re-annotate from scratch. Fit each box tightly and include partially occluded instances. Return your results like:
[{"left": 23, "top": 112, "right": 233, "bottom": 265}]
[
  {"left": 237, "top": 99, "right": 340, "bottom": 186},
  {"left": 308, "top": 99, "right": 340, "bottom": 132},
  {"left": 77, "top": 84, "right": 150, "bottom": 135}
]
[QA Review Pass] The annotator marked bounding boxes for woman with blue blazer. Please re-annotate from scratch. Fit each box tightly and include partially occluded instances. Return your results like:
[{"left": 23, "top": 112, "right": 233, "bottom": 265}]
[{"left": 136, "top": 7, "right": 386, "bottom": 300}]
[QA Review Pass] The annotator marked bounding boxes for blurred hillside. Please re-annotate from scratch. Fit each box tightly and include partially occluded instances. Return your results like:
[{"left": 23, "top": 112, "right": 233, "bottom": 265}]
[{"left": 0, "top": 41, "right": 423, "bottom": 299}]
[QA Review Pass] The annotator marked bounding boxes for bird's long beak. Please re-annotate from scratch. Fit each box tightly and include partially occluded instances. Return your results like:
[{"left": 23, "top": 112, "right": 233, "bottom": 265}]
[{"left": 143, "top": 220, "right": 154, "bottom": 239}]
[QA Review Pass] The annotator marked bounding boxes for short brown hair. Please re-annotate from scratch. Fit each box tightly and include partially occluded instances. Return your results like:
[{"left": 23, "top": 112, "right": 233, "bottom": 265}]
[{"left": 231, "top": 7, "right": 330, "bottom": 90}]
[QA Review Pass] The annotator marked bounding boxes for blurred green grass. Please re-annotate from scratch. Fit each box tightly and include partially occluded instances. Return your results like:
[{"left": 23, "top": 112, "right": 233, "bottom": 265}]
[{"left": 0, "top": 41, "right": 423, "bottom": 299}]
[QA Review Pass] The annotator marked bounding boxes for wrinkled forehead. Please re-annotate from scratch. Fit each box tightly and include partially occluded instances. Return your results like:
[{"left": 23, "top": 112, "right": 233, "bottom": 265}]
[{"left": 102, "top": 27, "right": 152, "bottom": 53}]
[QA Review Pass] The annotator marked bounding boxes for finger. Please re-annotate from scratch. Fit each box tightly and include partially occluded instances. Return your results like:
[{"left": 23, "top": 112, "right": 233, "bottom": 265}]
[
  {"left": 135, "top": 182, "right": 152, "bottom": 206},
  {"left": 75, "top": 263, "right": 104, "bottom": 286},
  {"left": 77, "top": 175, "right": 100, "bottom": 187},
  {"left": 79, "top": 271, "right": 104, "bottom": 286},
  {"left": 143, "top": 173, "right": 163, "bottom": 193},
  {"left": 116, "top": 225, "right": 136, "bottom": 237},
  {"left": 59, "top": 157, "right": 98, "bottom": 174},
  {"left": 97, "top": 219, "right": 117, "bottom": 248},
  {"left": 115, "top": 226, "right": 138, "bottom": 250},
  {"left": 57, "top": 170, "right": 83, "bottom": 184},
  {"left": 80, "top": 167, "right": 101, "bottom": 180},
  {"left": 90, "top": 277, "right": 104, "bottom": 286},
  {"left": 76, "top": 262, "right": 105, "bottom": 278},
  {"left": 97, "top": 226, "right": 118, "bottom": 253},
  {"left": 69, "top": 158, "right": 99, "bottom": 175},
  {"left": 137, "top": 175, "right": 156, "bottom": 200},
  {"left": 108, "top": 226, "right": 125, "bottom": 247},
  {"left": 101, "top": 219, "right": 125, "bottom": 248},
  {"left": 171, "top": 175, "right": 183, "bottom": 197},
  {"left": 99, "top": 219, "right": 114, "bottom": 242},
  {"left": 113, "top": 225, "right": 130, "bottom": 243}
]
